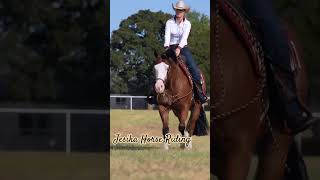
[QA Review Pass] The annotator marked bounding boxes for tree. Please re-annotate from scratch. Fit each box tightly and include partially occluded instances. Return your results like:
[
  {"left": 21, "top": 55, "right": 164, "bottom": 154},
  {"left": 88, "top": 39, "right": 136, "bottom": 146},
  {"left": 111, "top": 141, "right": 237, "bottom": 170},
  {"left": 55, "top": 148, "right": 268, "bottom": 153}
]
[
  {"left": 110, "top": 10, "right": 210, "bottom": 95},
  {"left": 0, "top": 0, "right": 107, "bottom": 107}
]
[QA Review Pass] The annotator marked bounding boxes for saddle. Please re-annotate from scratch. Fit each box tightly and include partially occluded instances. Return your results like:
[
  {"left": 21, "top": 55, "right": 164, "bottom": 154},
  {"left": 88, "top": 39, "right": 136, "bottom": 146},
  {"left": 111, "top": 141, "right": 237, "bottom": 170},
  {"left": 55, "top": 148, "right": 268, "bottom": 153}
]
[{"left": 177, "top": 55, "right": 207, "bottom": 99}]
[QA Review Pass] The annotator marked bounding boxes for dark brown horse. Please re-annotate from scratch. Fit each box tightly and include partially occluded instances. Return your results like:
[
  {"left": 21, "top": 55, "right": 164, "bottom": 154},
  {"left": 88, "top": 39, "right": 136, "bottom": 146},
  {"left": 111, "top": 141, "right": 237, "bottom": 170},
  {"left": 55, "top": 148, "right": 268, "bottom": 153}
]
[
  {"left": 212, "top": 0, "right": 309, "bottom": 179},
  {"left": 153, "top": 48, "right": 208, "bottom": 150}
]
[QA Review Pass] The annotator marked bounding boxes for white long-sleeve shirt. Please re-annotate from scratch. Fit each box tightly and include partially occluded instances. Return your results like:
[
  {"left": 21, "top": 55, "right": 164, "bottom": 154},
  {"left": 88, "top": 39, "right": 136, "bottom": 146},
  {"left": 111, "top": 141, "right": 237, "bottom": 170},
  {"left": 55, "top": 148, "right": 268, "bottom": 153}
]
[{"left": 164, "top": 17, "right": 191, "bottom": 48}]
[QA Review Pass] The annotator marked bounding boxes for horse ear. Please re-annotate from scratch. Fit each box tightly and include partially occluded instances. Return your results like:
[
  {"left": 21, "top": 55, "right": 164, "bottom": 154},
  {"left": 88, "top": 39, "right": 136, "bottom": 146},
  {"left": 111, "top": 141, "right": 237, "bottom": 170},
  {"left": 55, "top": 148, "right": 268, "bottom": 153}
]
[{"left": 154, "top": 50, "right": 158, "bottom": 58}]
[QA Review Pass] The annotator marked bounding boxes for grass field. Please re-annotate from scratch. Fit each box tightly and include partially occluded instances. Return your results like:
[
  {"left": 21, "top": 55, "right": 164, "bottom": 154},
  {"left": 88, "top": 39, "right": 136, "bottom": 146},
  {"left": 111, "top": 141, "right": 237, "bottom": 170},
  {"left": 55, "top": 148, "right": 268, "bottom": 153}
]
[
  {"left": 0, "top": 110, "right": 318, "bottom": 180},
  {"left": 0, "top": 151, "right": 108, "bottom": 180},
  {"left": 211, "top": 156, "right": 320, "bottom": 179},
  {"left": 110, "top": 110, "right": 210, "bottom": 180},
  {"left": 111, "top": 110, "right": 320, "bottom": 180}
]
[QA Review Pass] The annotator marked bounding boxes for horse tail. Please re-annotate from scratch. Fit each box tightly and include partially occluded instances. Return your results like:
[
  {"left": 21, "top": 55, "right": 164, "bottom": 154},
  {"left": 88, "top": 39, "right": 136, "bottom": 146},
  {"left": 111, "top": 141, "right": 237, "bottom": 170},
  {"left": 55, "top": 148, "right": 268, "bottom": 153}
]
[
  {"left": 284, "top": 140, "right": 309, "bottom": 180},
  {"left": 193, "top": 106, "right": 209, "bottom": 136}
]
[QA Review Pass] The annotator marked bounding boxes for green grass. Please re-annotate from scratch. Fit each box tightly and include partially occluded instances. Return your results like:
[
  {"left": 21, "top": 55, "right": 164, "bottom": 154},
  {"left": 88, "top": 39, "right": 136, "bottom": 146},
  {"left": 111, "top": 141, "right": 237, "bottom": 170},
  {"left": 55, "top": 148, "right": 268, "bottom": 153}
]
[
  {"left": 0, "top": 151, "right": 108, "bottom": 180},
  {"left": 211, "top": 156, "right": 320, "bottom": 180},
  {"left": 110, "top": 110, "right": 210, "bottom": 180},
  {"left": 111, "top": 110, "right": 320, "bottom": 180},
  {"left": 303, "top": 156, "right": 320, "bottom": 179},
  {"left": 1, "top": 110, "right": 318, "bottom": 180}
]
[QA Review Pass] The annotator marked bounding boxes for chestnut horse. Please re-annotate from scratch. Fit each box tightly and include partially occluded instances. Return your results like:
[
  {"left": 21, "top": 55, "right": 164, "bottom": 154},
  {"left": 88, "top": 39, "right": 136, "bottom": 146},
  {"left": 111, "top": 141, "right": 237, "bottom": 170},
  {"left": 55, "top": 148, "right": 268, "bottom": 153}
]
[
  {"left": 212, "top": 0, "right": 309, "bottom": 179},
  {"left": 153, "top": 48, "right": 208, "bottom": 150}
]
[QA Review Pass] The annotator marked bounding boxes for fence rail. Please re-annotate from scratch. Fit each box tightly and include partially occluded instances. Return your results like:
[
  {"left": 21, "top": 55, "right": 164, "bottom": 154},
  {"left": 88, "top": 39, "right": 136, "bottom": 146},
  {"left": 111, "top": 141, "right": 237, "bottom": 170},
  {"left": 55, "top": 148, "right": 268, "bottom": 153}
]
[
  {"left": 0, "top": 107, "right": 318, "bottom": 153},
  {"left": 110, "top": 95, "right": 210, "bottom": 110},
  {"left": 0, "top": 108, "right": 109, "bottom": 154},
  {"left": 110, "top": 95, "right": 147, "bottom": 110}
]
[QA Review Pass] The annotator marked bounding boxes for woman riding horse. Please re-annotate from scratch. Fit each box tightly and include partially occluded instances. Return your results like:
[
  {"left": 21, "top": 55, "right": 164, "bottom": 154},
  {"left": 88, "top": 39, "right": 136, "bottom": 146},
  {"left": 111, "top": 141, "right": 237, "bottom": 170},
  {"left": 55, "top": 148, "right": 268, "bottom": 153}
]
[
  {"left": 241, "top": 0, "right": 317, "bottom": 134},
  {"left": 155, "top": 0, "right": 208, "bottom": 104}
]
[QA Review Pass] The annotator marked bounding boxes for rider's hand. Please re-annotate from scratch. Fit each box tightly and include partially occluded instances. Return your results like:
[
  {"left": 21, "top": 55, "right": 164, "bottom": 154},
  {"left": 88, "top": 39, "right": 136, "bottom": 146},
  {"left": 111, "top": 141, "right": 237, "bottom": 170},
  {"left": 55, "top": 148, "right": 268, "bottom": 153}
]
[{"left": 175, "top": 48, "right": 181, "bottom": 56}]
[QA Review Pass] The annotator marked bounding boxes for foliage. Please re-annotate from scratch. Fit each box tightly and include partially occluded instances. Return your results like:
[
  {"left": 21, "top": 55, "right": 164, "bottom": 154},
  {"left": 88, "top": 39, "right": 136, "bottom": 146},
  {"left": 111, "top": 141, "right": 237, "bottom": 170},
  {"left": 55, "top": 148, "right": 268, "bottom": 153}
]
[{"left": 0, "top": 0, "right": 107, "bottom": 107}]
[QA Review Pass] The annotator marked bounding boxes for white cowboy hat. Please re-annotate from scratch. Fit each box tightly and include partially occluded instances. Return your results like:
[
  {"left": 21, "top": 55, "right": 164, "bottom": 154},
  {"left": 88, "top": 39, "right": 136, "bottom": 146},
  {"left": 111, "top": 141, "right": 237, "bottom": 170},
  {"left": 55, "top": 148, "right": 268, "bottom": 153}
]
[{"left": 172, "top": 0, "right": 190, "bottom": 12}]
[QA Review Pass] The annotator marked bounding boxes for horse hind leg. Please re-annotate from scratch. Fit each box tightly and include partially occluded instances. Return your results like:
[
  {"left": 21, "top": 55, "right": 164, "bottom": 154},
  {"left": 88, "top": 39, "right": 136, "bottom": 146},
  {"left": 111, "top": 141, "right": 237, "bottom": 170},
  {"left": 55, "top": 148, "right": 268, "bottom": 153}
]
[
  {"left": 185, "top": 102, "right": 202, "bottom": 149},
  {"left": 177, "top": 109, "right": 189, "bottom": 149}
]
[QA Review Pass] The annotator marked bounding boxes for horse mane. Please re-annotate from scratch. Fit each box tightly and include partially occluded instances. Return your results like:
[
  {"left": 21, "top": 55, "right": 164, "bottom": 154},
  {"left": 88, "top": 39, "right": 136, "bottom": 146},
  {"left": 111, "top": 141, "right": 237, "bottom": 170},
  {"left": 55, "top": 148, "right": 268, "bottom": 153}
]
[{"left": 162, "top": 48, "right": 177, "bottom": 63}]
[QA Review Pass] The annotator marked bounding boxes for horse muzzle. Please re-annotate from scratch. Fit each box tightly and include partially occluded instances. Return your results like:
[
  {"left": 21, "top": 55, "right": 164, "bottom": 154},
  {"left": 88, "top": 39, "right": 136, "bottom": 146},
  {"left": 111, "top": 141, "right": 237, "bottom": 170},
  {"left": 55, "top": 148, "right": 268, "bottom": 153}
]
[{"left": 155, "top": 79, "right": 165, "bottom": 93}]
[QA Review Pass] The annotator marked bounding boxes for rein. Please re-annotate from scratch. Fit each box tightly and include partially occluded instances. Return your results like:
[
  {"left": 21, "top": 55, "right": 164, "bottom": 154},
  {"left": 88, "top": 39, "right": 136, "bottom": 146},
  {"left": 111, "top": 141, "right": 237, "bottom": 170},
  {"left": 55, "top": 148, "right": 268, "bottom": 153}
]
[{"left": 211, "top": 0, "right": 268, "bottom": 120}]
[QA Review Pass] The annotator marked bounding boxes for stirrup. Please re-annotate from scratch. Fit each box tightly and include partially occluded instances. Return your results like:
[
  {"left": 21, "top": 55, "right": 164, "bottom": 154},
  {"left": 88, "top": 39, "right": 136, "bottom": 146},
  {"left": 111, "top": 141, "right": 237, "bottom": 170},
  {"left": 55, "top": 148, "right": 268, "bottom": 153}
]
[
  {"left": 283, "top": 116, "right": 319, "bottom": 135},
  {"left": 194, "top": 82, "right": 207, "bottom": 103},
  {"left": 146, "top": 95, "right": 157, "bottom": 105}
]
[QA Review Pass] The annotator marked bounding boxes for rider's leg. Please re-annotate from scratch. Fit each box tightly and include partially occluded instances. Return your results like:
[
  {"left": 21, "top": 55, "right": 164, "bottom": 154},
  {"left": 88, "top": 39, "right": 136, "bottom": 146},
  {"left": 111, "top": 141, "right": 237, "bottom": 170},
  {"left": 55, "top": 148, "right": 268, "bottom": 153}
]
[
  {"left": 180, "top": 47, "right": 208, "bottom": 103},
  {"left": 147, "top": 90, "right": 158, "bottom": 105},
  {"left": 242, "top": 0, "right": 290, "bottom": 71},
  {"left": 242, "top": 0, "right": 317, "bottom": 134}
]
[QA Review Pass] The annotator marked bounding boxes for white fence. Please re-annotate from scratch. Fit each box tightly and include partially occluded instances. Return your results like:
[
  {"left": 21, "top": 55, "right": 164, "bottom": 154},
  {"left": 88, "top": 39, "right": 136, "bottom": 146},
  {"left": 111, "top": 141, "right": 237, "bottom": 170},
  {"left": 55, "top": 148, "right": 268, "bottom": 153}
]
[
  {"left": 110, "top": 95, "right": 210, "bottom": 110},
  {"left": 110, "top": 95, "right": 147, "bottom": 110},
  {"left": 0, "top": 107, "right": 317, "bottom": 153},
  {"left": 0, "top": 108, "right": 109, "bottom": 154}
]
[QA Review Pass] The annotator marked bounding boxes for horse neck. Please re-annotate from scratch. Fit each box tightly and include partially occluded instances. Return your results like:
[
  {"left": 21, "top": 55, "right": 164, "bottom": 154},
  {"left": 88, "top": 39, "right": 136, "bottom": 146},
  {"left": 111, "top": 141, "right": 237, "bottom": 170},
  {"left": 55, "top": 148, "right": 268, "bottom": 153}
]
[
  {"left": 212, "top": 15, "right": 261, "bottom": 115},
  {"left": 166, "top": 61, "right": 190, "bottom": 94}
]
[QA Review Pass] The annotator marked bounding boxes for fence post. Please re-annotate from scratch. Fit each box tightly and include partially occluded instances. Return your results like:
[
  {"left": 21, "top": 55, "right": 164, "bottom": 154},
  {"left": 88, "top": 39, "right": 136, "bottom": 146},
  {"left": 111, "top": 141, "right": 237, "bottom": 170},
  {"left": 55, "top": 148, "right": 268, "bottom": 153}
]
[
  {"left": 66, "top": 112, "right": 71, "bottom": 154},
  {"left": 130, "top": 96, "right": 133, "bottom": 110}
]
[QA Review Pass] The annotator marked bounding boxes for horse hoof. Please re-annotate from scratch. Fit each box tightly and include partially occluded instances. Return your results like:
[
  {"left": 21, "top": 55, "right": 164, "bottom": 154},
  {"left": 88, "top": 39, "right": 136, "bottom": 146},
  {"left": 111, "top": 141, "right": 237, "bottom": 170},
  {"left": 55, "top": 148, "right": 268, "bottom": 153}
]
[
  {"left": 184, "top": 130, "right": 190, "bottom": 137},
  {"left": 186, "top": 143, "right": 192, "bottom": 150},
  {"left": 163, "top": 143, "right": 169, "bottom": 150}
]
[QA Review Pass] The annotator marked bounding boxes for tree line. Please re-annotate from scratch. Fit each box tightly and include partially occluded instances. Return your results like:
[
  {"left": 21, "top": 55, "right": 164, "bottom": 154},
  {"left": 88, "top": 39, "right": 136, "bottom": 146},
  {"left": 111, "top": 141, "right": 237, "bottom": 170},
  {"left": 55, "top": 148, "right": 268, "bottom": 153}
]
[{"left": 110, "top": 10, "right": 210, "bottom": 95}]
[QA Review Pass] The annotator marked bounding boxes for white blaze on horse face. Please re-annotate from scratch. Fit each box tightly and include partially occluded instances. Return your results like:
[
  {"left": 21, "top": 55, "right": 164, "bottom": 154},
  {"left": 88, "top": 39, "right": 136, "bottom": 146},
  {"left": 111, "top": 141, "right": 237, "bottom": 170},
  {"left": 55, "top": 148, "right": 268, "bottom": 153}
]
[{"left": 154, "top": 62, "right": 169, "bottom": 93}]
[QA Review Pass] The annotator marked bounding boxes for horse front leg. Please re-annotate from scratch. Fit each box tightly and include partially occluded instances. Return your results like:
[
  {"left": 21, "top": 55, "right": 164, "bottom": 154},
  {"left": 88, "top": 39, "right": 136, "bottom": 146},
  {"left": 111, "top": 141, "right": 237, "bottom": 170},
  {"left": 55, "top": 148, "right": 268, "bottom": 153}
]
[
  {"left": 218, "top": 136, "right": 253, "bottom": 180},
  {"left": 185, "top": 102, "right": 202, "bottom": 149},
  {"left": 213, "top": 118, "right": 256, "bottom": 180},
  {"left": 159, "top": 105, "right": 170, "bottom": 150},
  {"left": 255, "top": 130, "right": 292, "bottom": 180}
]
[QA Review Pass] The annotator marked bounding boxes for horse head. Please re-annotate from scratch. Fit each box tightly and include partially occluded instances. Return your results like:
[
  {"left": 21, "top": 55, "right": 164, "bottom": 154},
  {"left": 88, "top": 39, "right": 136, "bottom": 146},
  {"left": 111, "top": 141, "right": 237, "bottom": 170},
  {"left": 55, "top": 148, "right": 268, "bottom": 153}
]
[{"left": 153, "top": 48, "right": 177, "bottom": 94}]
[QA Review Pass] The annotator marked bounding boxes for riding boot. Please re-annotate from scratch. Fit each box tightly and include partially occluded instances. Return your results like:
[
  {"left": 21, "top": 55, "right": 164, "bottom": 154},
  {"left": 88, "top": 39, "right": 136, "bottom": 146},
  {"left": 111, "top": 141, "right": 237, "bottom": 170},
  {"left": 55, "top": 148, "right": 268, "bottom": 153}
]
[
  {"left": 146, "top": 95, "right": 158, "bottom": 105},
  {"left": 146, "top": 88, "right": 158, "bottom": 105},
  {"left": 272, "top": 66, "right": 318, "bottom": 134},
  {"left": 194, "top": 81, "right": 208, "bottom": 104}
]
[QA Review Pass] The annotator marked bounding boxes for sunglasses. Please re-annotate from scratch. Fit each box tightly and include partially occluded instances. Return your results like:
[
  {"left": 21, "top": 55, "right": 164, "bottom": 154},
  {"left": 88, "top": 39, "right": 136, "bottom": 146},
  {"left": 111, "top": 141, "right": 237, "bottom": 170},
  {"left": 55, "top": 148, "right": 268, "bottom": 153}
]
[{"left": 176, "top": 9, "right": 186, "bottom": 12}]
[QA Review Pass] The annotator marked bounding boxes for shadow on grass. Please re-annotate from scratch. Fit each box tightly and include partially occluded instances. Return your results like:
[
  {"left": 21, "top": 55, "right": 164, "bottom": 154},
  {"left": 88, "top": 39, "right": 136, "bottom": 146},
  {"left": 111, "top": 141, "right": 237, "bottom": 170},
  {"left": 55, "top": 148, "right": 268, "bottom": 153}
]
[{"left": 110, "top": 144, "right": 158, "bottom": 151}]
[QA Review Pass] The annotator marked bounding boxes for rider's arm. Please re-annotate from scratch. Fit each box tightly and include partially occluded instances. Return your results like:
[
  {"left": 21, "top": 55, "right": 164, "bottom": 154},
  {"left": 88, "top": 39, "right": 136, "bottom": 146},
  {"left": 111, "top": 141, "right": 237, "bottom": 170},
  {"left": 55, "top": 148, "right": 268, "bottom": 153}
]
[
  {"left": 178, "top": 21, "right": 191, "bottom": 49},
  {"left": 164, "top": 20, "right": 171, "bottom": 48}
]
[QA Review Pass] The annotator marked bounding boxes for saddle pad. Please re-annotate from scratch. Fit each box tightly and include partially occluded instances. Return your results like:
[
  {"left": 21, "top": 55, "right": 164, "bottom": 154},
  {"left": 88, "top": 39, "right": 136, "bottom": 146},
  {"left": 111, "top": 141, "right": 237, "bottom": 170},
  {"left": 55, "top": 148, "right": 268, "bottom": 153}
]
[{"left": 177, "top": 56, "right": 207, "bottom": 95}]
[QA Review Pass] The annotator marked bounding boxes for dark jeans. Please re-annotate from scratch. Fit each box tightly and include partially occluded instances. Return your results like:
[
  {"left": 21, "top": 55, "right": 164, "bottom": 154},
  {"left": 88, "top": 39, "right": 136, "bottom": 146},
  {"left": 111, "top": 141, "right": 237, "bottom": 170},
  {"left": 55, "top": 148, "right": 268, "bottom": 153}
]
[
  {"left": 242, "top": 0, "right": 291, "bottom": 73},
  {"left": 241, "top": 0, "right": 314, "bottom": 133},
  {"left": 180, "top": 47, "right": 202, "bottom": 83}
]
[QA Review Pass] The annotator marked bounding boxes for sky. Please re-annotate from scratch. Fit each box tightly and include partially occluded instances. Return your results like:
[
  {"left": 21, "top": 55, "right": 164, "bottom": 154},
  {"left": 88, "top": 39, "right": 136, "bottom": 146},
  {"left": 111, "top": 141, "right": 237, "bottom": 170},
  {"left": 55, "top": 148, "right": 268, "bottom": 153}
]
[{"left": 110, "top": 0, "right": 210, "bottom": 34}]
